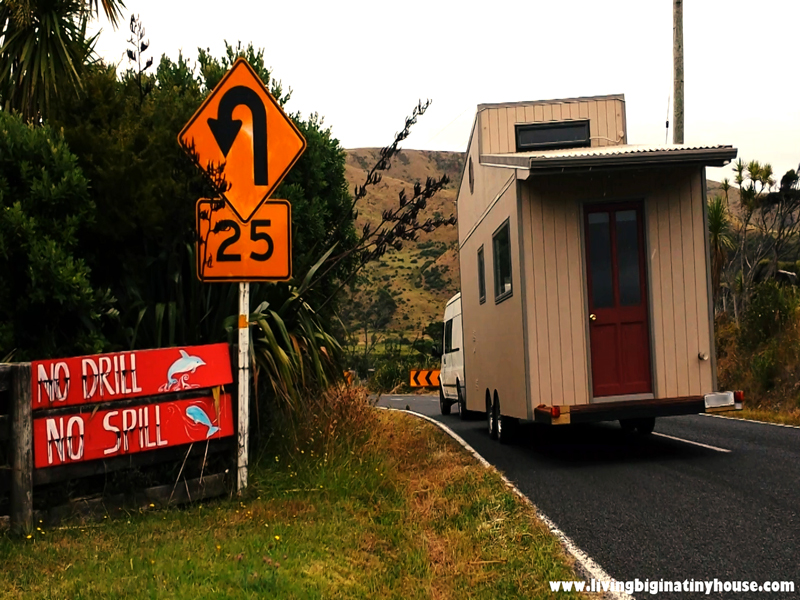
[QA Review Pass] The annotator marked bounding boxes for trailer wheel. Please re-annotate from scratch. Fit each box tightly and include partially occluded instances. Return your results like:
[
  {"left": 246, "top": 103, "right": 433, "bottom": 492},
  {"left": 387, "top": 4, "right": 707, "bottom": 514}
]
[
  {"left": 439, "top": 383, "right": 452, "bottom": 415},
  {"left": 458, "top": 381, "right": 477, "bottom": 421},
  {"left": 620, "top": 417, "right": 655, "bottom": 435},
  {"left": 635, "top": 417, "right": 656, "bottom": 435},
  {"left": 486, "top": 393, "right": 497, "bottom": 439}
]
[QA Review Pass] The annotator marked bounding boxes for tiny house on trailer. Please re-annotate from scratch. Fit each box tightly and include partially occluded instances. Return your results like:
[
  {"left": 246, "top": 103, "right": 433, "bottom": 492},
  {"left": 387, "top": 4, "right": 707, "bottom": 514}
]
[{"left": 452, "top": 94, "right": 743, "bottom": 441}]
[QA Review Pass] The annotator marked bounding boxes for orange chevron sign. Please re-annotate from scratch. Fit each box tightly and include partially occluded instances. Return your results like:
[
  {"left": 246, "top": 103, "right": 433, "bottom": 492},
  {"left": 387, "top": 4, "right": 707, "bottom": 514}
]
[{"left": 409, "top": 369, "right": 440, "bottom": 388}]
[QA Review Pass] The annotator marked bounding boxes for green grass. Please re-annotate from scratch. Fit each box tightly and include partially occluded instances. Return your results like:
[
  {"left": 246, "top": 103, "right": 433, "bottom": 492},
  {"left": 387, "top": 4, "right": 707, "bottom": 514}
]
[{"left": 1, "top": 410, "right": 589, "bottom": 599}]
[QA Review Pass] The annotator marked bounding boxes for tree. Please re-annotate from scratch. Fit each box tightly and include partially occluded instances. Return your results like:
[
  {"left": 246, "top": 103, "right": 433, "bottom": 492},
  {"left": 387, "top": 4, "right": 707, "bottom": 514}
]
[
  {"left": 0, "top": 111, "right": 115, "bottom": 359},
  {"left": 310, "top": 100, "right": 456, "bottom": 312},
  {"left": 728, "top": 159, "right": 776, "bottom": 317},
  {"left": 708, "top": 195, "right": 735, "bottom": 308},
  {"left": 49, "top": 40, "right": 359, "bottom": 353},
  {"left": 338, "top": 277, "right": 397, "bottom": 373},
  {"left": 0, "top": 0, "right": 125, "bottom": 121}
]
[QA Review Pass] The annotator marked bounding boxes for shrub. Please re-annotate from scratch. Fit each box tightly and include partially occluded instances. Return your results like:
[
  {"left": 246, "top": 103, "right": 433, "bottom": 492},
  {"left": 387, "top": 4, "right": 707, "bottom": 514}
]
[
  {"left": 0, "top": 112, "right": 115, "bottom": 359},
  {"left": 740, "top": 281, "right": 798, "bottom": 350}
]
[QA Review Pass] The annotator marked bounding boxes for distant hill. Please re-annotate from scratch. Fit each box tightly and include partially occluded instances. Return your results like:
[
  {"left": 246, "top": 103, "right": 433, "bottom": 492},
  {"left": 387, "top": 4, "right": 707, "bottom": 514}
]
[
  {"left": 344, "top": 148, "right": 731, "bottom": 336},
  {"left": 343, "top": 149, "right": 464, "bottom": 334}
]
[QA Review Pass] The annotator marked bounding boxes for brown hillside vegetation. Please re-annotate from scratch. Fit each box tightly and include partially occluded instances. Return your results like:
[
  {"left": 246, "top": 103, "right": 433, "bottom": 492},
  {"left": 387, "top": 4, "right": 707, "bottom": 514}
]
[
  {"left": 343, "top": 149, "right": 464, "bottom": 333},
  {"left": 344, "top": 149, "right": 728, "bottom": 336}
]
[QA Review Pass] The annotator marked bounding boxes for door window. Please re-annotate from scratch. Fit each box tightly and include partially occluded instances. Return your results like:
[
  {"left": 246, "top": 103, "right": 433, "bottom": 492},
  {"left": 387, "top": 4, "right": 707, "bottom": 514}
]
[
  {"left": 587, "top": 212, "right": 613, "bottom": 308},
  {"left": 615, "top": 210, "right": 641, "bottom": 306},
  {"left": 444, "top": 319, "right": 453, "bottom": 354}
]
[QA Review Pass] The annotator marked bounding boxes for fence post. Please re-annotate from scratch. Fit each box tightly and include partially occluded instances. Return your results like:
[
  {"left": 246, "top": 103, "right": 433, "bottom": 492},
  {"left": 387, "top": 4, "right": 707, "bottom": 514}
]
[{"left": 10, "top": 363, "right": 32, "bottom": 535}]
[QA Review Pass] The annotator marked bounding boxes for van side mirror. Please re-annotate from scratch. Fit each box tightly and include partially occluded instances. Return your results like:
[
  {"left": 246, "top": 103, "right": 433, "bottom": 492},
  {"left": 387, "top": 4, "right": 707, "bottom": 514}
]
[{"left": 431, "top": 345, "right": 442, "bottom": 358}]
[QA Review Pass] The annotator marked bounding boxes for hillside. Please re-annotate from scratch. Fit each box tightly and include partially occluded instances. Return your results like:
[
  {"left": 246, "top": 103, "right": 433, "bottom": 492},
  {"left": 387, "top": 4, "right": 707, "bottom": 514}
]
[
  {"left": 343, "top": 149, "right": 464, "bottom": 335},
  {"left": 343, "top": 148, "right": 732, "bottom": 338}
]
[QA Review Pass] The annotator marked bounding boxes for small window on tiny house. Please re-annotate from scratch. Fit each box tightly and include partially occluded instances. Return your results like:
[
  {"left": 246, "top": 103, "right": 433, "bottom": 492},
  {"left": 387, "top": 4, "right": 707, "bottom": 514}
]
[
  {"left": 515, "top": 120, "right": 590, "bottom": 152},
  {"left": 444, "top": 319, "right": 454, "bottom": 354},
  {"left": 492, "top": 220, "right": 512, "bottom": 302},
  {"left": 477, "top": 246, "right": 486, "bottom": 304}
]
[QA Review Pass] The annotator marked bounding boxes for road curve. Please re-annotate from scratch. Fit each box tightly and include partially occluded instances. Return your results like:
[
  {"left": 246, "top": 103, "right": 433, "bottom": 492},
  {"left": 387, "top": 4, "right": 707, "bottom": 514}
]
[{"left": 377, "top": 394, "right": 799, "bottom": 600}]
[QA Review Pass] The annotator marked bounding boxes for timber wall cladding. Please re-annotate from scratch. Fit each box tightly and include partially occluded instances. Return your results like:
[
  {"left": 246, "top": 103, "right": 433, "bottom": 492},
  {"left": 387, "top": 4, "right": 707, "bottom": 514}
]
[
  {"left": 519, "top": 168, "right": 712, "bottom": 406},
  {"left": 457, "top": 116, "right": 516, "bottom": 246},
  {"left": 645, "top": 168, "right": 713, "bottom": 399},
  {"left": 520, "top": 180, "right": 589, "bottom": 407},
  {"left": 479, "top": 97, "right": 627, "bottom": 155},
  {"left": 459, "top": 184, "right": 529, "bottom": 420}
]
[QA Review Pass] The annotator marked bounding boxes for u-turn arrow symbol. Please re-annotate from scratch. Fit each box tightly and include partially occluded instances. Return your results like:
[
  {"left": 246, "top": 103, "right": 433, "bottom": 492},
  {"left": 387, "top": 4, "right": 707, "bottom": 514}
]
[{"left": 207, "top": 86, "right": 268, "bottom": 186}]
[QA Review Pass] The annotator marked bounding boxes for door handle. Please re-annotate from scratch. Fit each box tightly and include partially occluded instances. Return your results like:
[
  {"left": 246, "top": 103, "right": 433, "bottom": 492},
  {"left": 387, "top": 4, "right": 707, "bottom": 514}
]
[{"left": 589, "top": 314, "right": 597, "bottom": 322}]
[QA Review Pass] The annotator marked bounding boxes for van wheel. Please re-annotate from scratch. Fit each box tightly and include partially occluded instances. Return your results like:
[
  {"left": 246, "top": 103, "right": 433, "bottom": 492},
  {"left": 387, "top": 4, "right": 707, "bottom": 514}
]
[
  {"left": 495, "top": 398, "right": 517, "bottom": 444},
  {"left": 457, "top": 382, "right": 473, "bottom": 420},
  {"left": 439, "top": 384, "right": 452, "bottom": 416},
  {"left": 486, "top": 395, "right": 497, "bottom": 439}
]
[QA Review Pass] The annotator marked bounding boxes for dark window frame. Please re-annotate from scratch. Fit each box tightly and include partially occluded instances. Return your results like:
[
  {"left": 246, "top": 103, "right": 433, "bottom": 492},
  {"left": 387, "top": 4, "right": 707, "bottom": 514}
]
[
  {"left": 477, "top": 245, "right": 486, "bottom": 304},
  {"left": 515, "top": 119, "right": 591, "bottom": 152},
  {"left": 444, "top": 318, "right": 453, "bottom": 354},
  {"left": 492, "top": 219, "right": 513, "bottom": 304},
  {"left": 468, "top": 156, "right": 474, "bottom": 194}
]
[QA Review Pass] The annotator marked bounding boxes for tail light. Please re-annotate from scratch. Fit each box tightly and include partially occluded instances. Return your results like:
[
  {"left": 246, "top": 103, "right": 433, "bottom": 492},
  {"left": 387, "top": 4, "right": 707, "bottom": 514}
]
[
  {"left": 551, "top": 406, "right": 561, "bottom": 418},
  {"left": 734, "top": 390, "right": 744, "bottom": 404}
]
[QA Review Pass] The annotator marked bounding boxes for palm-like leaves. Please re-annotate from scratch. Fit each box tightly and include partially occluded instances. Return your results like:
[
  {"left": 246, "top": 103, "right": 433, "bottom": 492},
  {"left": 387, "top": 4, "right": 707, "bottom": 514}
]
[
  {"left": 246, "top": 247, "right": 342, "bottom": 409},
  {"left": 708, "top": 195, "right": 735, "bottom": 306},
  {"left": 0, "top": 0, "right": 124, "bottom": 121},
  {"left": 81, "top": 0, "right": 125, "bottom": 27},
  {"left": 0, "top": 0, "right": 94, "bottom": 120}
]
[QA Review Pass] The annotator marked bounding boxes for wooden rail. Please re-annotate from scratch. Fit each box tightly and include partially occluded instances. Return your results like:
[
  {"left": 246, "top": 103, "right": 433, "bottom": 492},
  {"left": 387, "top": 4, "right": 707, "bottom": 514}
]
[{"left": 7, "top": 363, "right": 32, "bottom": 534}]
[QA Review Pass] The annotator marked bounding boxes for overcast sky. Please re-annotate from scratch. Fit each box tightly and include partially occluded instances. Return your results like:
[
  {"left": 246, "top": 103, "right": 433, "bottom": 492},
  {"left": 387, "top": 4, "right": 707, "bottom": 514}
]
[{"left": 92, "top": 0, "right": 798, "bottom": 184}]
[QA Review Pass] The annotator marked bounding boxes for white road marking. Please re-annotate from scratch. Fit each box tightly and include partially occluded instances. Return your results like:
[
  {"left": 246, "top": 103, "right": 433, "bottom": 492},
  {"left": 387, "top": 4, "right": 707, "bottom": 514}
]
[
  {"left": 653, "top": 432, "right": 731, "bottom": 453},
  {"left": 700, "top": 412, "right": 800, "bottom": 430}
]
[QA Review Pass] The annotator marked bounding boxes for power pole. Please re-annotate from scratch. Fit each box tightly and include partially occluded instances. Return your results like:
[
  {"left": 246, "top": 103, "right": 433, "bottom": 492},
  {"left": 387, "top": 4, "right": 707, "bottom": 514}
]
[{"left": 673, "top": 0, "right": 684, "bottom": 144}]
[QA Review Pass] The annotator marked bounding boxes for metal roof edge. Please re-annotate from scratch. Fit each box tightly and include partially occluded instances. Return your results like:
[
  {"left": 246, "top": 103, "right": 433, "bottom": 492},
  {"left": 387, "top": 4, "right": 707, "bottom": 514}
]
[{"left": 479, "top": 146, "right": 738, "bottom": 171}]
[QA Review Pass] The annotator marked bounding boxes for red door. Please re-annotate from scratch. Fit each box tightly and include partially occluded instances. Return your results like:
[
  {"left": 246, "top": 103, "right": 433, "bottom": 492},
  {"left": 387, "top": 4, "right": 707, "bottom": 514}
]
[{"left": 584, "top": 202, "right": 652, "bottom": 398}]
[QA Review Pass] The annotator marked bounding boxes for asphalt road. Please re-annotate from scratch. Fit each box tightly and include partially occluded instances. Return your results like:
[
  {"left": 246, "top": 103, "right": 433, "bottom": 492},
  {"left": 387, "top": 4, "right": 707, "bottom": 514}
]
[{"left": 377, "top": 394, "right": 800, "bottom": 599}]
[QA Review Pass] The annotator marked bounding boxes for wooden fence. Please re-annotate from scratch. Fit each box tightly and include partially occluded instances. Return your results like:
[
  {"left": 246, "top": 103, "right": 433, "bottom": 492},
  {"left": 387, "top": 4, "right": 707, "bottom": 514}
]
[{"left": 0, "top": 351, "right": 238, "bottom": 534}]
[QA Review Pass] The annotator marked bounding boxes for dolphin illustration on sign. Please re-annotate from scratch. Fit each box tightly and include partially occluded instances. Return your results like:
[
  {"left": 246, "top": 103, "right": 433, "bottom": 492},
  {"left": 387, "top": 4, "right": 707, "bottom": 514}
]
[
  {"left": 159, "top": 350, "right": 207, "bottom": 392},
  {"left": 185, "top": 405, "right": 221, "bottom": 438}
]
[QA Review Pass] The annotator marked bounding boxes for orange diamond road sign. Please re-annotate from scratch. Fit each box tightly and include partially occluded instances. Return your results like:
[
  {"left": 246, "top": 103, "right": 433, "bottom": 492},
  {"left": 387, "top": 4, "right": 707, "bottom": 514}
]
[
  {"left": 196, "top": 199, "right": 291, "bottom": 282},
  {"left": 179, "top": 58, "right": 306, "bottom": 222}
]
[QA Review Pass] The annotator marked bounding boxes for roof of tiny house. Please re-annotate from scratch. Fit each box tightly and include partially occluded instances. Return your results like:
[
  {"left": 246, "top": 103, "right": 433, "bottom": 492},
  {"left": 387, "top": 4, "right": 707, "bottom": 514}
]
[{"left": 481, "top": 143, "right": 738, "bottom": 172}]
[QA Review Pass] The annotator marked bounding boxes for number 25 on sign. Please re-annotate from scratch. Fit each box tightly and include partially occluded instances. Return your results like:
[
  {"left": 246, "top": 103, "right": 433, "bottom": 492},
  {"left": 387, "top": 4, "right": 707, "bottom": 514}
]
[{"left": 196, "top": 199, "right": 291, "bottom": 281}]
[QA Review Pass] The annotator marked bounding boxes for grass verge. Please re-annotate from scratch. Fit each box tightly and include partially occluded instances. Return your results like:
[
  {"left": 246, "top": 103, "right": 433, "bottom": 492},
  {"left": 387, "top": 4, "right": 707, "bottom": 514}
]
[
  {"left": 725, "top": 407, "right": 800, "bottom": 427},
  {"left": 0, "top": 409, "right": 591, "bottom": 599}
]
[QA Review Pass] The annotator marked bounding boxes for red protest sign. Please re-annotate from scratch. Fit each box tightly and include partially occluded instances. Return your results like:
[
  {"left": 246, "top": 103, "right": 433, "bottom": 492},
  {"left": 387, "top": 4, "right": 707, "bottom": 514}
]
[
  {"left": 31, "top": 343, "right": 232, "bottom": 410},
  {"left": 33, "top": 393, "right": 234, "bottom": 469}
]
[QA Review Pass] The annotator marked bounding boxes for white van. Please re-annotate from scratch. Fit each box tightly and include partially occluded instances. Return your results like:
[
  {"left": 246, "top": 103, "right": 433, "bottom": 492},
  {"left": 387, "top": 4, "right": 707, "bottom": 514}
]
[{"left": 438, "top": 293, "right": 466, "bottom": 416}]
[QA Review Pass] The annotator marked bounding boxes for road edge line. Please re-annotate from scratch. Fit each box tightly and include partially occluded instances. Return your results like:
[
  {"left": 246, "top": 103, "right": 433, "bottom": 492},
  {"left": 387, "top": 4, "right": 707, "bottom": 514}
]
[
  {"left": 652, "top": 432, "right": 731, "bottom": 453},
  {"left": 699, "top": 413, "right": 800, "bottom": 430},
  {"left": 378, "top": 407, "right": 634, "bottom": 600}
]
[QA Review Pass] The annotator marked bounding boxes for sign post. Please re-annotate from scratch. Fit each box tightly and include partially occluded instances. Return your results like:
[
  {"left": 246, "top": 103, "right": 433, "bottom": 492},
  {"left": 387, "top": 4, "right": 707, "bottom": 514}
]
[
  {"left": 237, "top": 282, "right": 249, "bottom": 491},
  {"left": 179, "top": 58, "right": 306, "bottom": 493}
]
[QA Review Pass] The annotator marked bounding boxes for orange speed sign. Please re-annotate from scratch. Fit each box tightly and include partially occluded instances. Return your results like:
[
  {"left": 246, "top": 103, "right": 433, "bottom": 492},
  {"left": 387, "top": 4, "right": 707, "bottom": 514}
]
[
  {"left": 196, "top": 199, "right": 291, "bottom": 282},
  {"left": 179, "top": 58, "right": 306, "bottom": 223}
]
